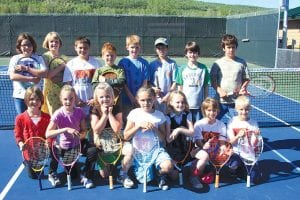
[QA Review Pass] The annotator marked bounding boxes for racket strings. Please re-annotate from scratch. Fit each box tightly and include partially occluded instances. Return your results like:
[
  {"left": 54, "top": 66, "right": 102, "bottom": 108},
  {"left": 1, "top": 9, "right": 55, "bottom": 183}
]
[
  {"left": 238, "top": 135, "right": 263, "bottom": 164},
  {"left": 208, "top": 141, "right": 232, "bottom": 166},
  {"left": 24, "top": 139, "right": 49, "bottom": 170}
]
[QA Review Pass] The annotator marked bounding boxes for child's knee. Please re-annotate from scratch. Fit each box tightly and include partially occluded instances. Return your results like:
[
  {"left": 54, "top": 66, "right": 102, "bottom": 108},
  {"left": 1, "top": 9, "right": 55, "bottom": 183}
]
[{"left": 122, "top": 142, "right": 133, "bottom": 156}]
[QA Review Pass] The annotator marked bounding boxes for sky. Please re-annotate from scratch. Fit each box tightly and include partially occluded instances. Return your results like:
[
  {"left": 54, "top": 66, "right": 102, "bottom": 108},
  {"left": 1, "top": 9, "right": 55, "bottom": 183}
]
[{"left": 200, "top": 0, "right": 300, "bottom": 9}]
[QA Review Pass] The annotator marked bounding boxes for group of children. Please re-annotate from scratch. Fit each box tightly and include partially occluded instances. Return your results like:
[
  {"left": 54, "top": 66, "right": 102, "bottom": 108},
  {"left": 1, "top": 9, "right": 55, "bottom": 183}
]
[{"left": 10, "top": 31, "right": 262, "bottom": 191}]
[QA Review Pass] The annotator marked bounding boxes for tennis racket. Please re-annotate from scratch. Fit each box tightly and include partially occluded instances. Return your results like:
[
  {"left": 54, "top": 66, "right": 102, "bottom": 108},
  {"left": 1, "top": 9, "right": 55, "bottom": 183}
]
[
  {"left": 166, "top": 135, "right": 192, "bottom": 185},
  {"left": 48, "top": 57, "right": 66, "bottom": 84},
  {"left": 95, "top": 128, "right": 123, "bottom": 189},
  {"left": 244, "top": 75, "right": 275, "bottom": 98},
  {"left": 15, "top": 56, "right": 41, "bottom": 89},
  {"left": 132, "top": 130, "right": 160, "bottom": 193},
  {"left": 22, "top": 136, "right": 50, "bottom": 190},
  {"left": 52, "top": 134, "right": 81, "bottom": 190},
  {"left": 206, "top": 136, "right": 232, "bottom": 188},
  {"left": 237, "top": 130, "right": 263, "bottom": 187},
  {"left": 101, "top": 71, "right": 123, "bottom": 105}
]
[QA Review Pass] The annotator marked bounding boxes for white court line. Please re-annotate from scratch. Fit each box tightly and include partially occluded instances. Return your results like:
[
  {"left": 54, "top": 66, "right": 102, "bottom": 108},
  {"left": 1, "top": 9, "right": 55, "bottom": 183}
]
[
  {"left": 264, "top": 142, "right": 300, "bottom": 173},
  {"left": 251, "top": 104, "right": 300, "bottom": 172},
  {"left": 0, "top": 163, "right": 24, "bottom": 200},
  {"left": 251, "top": 104, "right": 300, "bottom": 132}
]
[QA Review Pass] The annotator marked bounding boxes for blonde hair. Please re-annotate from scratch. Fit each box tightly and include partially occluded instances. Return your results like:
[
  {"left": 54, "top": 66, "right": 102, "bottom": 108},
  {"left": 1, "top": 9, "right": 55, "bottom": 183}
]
[
  {"left": 93, "top": 82, "right": 115, "bottom": 107},
  {"left": 101, "top": 42, "right": 116, "bottom": 56},
  {"left": 24, "top": 86, "right": 44, "bottom": 107},
  {"left": 136, "top": 86, "right": 155, "bottom": 99},
  {"left": 166, "top": 90, "right": 189, "bottom": 114},
  {"left": 235, "top": 95, "right": 251, "bottom": 109},
  {"left": 126, "top": 34, "right": 140, "bottom": 47},
  {"left": 60, "top": 85, "right": 77, "bottom": 101},
  {"left": 201, "top": 97, "right": 220, "bottom": 117},
  {"left": 42, "top": 31, "right": 63, "bottom": 49}
]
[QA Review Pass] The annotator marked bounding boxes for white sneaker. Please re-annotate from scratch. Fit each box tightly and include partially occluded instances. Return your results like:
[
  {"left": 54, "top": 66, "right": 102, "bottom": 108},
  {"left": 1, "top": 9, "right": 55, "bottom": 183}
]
[
  {"left": 81, "top": 176, "right": 94, "bottom": 189},
  {"left": 158, "top": 175, "right": 169, "bottom": 191},
  {"left": 48, "top": 173, "right": 61, "bottom": 187},
  {"left": 190, "top": 176, "right": 203, "bottom": 189},
  {"left": 117, "top": 175, "right": 134, "bottom": 188}
]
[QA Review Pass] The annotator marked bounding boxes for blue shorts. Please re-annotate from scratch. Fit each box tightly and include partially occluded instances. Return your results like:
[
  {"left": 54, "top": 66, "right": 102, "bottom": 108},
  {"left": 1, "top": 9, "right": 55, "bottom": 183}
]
[{"left": 134, "top": 147, "right": 171, "bottom": 183}]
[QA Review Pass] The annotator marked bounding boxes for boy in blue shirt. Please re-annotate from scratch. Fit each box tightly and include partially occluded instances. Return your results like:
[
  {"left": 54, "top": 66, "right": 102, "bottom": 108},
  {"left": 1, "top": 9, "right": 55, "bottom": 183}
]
[{"left": 118, "top": 34, "right": 149, "bottom": 122}]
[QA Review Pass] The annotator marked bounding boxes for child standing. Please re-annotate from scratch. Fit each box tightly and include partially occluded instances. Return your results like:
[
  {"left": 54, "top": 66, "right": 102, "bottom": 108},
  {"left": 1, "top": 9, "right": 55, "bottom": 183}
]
[
  {"left": 118, "top": 35, "right": 149, "bottom": 121},
  {"left": 210, "top": 34, "right": 250, "bottom": 120},
  {"left": 165, "top": 91, "right": 194, "bottom": 183},
  {"left": 176, "top": 41, "right": 210, "bottom": 123},
  {"left": 14, "top": 86, "right": 60, "bottom": 186},
  {"left": 227, "top": 95, "right": 262, "bottom": 184},
  {"left": 63, "top": 36, "right": 101, "bottom": 116},
  {"left": 41, "top": 31, "right": 67, "bottom": 115},
  {"left": 149, "top": 37, "right": 178, "bottom": 113},
  {"left": 123, "top": 86, "right": 173, "bottom": 191},
  {"left": 192, "top": 97, "right": 227, "bottom": 189},
  {"left": 46, "top": 85, "right": 97, "bottom": 189},
  {"left": 92, "top": 42, "right": 125, "bottom": 106},
  {"left": 8, "top": 33, "right": 47, "bottom": 114}
]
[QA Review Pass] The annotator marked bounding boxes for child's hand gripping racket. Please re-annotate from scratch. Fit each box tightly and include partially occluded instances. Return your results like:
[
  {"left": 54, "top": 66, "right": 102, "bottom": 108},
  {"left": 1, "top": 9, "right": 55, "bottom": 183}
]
[
  {"left": 132, "top": 130, "right": 160, "bottom": 193},
  {"left": 205, "top": 134, "right": 233, "bottom": 188},
  {"left": 237, "top": 130, "right": 263, "bottom": 187},
  {"left": 52, "top": 132, "right": 81, "bottom": 190},
  {"left": 48, "top": 57, "right": 66, "bottom": 85},
  {"left": 22, "top": 137, "right": 50, "bottom": 190},
  {"left": 14, "top": 56, "right": 41, "bottom": 89},
  {"left": 95, "top": 128, "right": 123, "bottom": 189}
]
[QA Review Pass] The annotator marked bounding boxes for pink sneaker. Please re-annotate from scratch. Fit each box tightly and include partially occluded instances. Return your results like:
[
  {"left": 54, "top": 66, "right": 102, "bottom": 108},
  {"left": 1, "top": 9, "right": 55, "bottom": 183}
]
[{"left": 201, "top": 171, "right": 215, "bottom": 184}]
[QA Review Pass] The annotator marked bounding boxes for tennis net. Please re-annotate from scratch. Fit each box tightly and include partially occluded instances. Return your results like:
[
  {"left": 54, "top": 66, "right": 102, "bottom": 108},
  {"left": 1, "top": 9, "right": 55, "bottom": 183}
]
[{"left": 1, "top": 68, "right": 300, "bottom": 129}]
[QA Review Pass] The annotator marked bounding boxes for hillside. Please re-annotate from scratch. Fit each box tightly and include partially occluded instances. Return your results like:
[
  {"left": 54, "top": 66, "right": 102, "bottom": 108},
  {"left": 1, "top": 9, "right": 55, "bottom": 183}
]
[{"left": 0, "top": 0, "right": 271, "bottom": 17}]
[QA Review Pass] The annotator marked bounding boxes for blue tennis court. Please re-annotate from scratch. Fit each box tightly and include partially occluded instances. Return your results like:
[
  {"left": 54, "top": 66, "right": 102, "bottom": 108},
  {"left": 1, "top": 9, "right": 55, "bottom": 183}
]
[{"left": 1, "top": 126, "right": 300, "bottom": 200}]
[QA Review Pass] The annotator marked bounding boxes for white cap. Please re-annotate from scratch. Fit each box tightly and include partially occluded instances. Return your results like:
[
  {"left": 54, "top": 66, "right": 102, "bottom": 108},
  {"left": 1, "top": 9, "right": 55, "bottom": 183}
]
[{"left": 154, "top": 37, "right": 168, "bottom": 46}]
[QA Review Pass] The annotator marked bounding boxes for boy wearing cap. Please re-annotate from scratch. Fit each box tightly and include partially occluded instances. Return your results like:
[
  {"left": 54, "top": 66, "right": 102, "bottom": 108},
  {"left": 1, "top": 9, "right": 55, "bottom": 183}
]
[{"left": 149, "top": 37, "right": 178, "bottom": 113}]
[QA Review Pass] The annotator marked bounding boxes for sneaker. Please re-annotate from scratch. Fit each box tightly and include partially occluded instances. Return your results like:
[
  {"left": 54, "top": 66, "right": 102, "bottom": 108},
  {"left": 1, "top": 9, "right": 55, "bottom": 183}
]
[
  {"left": 81, "top": 176, "right": 94, "bottom": 189},
  {"left": 158, "top": 175, "right": 169, "bottom": 191},
  {"left": 190, "top": 176, "right": 203, "bottom": 189},
  {"left": 117, "top": 175, "right": 134, "bottom": 189},
  {"left": 48, "top": 173, "right": 61, "bottom": 187}
]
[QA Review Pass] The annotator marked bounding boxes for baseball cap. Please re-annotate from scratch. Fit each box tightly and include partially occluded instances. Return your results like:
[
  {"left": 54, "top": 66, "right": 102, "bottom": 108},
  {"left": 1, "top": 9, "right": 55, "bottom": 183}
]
[{"left": 154, "top": 37, "right": 168, "bottom": 46}]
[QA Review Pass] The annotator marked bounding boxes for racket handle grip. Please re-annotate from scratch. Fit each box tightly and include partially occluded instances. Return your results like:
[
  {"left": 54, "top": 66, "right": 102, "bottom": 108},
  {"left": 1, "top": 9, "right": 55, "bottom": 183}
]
[
  {"left": 143, "top": 169, "right": 147, "bottom": 193},
  {"left": 109, "top": 175, "right": 114, "bottom": 190},
  {"left": 67, "top": 175, "right": 72, "bottom": 190},
  {"left": 179, "top": 172, "right": 183, "bottom": 186},
  {"left": 246, "top": 175, "right": 251, "bottom": 187},
  {"left": 215, "top": 174, "right": 219, "bottom": 188}
]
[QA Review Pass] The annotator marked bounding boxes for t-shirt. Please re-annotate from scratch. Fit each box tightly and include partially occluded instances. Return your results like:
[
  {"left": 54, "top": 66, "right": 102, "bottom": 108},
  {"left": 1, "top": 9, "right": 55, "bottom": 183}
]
[
  {"left": 63, "top": 56, "right": 101, "bottom": 114},
  {"left": 210, "top": 56, "right": 250, "bottom": 104},
  {"left": 149, "top": 58, "right": 177, "bottom": 96},
  {"left": 176, "top": 62, "right": 210, "bottom": 109},
  {"left": 127, "top": 108, "right": 166, "bottom": 140},
  {"left": 227, "top": 116, "right": 259, "bottom": 152},
  {"left": 8, "top": 54, "right": 47, "bottom": 99},
  {"left": 51, "top": 107, "right": 86, "bottom": 149},
  {"left": 118, "top": 56, "right": 149, "bottom": 105},
  {"left": 194, "top": 118, "right": 227, "bottom": 142}
]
